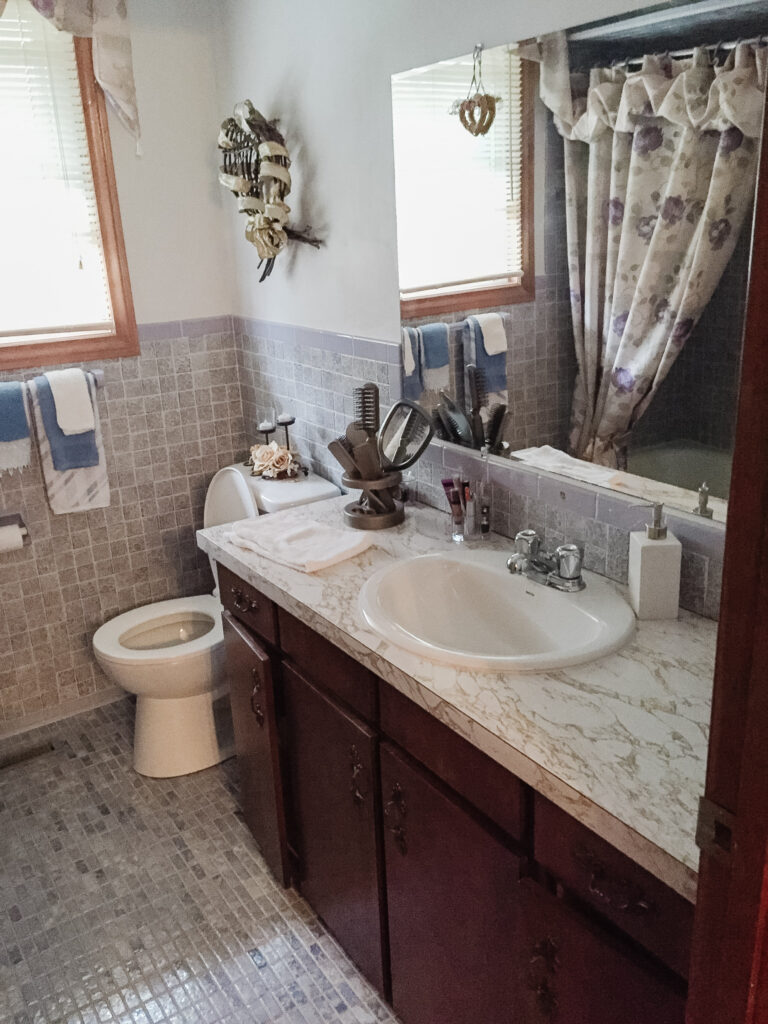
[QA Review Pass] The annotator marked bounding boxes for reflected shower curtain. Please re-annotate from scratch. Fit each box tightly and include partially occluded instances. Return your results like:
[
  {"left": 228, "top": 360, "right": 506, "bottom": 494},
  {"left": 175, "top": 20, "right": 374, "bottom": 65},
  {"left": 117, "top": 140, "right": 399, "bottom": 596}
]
[{"left": 533, "top": 39, "right": 766, "bottom": 467}]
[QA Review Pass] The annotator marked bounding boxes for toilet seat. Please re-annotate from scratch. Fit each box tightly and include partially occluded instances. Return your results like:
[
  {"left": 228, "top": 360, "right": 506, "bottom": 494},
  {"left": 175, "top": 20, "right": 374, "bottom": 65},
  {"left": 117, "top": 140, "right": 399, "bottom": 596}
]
[{"left": 93, "top": 595, "right": 223, "bottom": 667}]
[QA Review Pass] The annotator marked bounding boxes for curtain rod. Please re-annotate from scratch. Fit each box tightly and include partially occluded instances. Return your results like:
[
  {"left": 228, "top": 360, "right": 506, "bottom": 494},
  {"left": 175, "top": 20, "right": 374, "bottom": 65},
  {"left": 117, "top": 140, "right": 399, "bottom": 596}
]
[{"left": 574, "top": 35, "right": 767, "bottom": 72}]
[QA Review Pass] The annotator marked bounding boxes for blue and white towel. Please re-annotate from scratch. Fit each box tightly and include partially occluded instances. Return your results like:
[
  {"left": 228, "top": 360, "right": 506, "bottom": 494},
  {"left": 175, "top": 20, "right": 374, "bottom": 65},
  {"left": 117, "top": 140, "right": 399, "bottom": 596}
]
[
  {"left": 401, "top": 327, "right": 423, "bottom": 401},
  {"left": 0, "top": 381, "right": 31, "bottom": 475},
  {"left": 401, "top": 322, "right": 451, "bottom": 400},
  {"left": 33, "top": 375, "right": 99, "bottom": 471},
  {"left": 28, "top": 374, "right": 110, "bottom": 514},
  {"left": 464, "top": 314, "right": 508, "bottom": 393}
]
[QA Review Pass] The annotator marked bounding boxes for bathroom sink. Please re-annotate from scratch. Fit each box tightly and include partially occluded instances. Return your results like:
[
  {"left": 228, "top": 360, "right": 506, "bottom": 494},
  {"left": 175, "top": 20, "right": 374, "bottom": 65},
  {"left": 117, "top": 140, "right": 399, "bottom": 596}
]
[{"left": 359, "top": 550, "right": 635, "bottom": 672}]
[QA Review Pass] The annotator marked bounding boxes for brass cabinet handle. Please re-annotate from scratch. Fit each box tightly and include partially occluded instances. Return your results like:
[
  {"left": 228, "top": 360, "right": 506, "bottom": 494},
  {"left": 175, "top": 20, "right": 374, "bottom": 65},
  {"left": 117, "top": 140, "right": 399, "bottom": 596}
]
[
  {"left": 384, "top": 782, "right": 407, "bottom": 854},
  {"left": 527, "top": 936, "right": 560, "bottom": 1020},
  {"left": 250, "top": 667, "right": 264, "bottom": 725},
  {"left": 350, "top": 745, "right": 366, "bottom": 805}
]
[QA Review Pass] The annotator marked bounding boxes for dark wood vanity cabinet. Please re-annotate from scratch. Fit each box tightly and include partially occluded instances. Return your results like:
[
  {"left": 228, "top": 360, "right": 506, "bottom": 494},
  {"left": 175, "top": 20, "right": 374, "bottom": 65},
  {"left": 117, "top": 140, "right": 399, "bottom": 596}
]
[
  {"left": 219, "top": 564, "right": 691, "bottom": 1024},
  {"left": 283, "top": 663, "right": 387, "bottom": 994},
  {"left": 381, "top": 741, "right": 525, "bottom": 1024},
  {"left": 222, "top": 610, "right": 290, "bottom": 887},
  {"left": 516, "top": 879, "right": 686, "bottom": 1024}
]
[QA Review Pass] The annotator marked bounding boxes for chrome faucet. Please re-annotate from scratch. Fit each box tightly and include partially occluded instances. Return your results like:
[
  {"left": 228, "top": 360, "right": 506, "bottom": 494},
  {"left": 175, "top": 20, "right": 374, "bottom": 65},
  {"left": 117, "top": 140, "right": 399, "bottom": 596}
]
[{"left": 506, "top": 529, "right": 586, "bottom": 592}]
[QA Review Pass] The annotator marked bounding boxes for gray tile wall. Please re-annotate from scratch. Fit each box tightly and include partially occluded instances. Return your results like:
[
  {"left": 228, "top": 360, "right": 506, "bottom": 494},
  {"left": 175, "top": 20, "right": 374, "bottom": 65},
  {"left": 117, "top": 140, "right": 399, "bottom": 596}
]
[
  {"left": 234, "top": 318, "right": 401, "bottom": 488},
  {"left": 410, "top": 439, "right": 725, "bottom": 620},
  {"left": 0, "top": 319, "right": 246, "bottom": 726},
  {"left": 0, "top": 305, "right": 727, "bottom": 734}
]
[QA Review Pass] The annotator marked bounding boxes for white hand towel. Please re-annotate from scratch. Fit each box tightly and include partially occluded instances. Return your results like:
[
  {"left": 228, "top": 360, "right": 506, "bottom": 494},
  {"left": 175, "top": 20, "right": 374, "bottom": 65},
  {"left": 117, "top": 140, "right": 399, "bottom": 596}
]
[
  {"left": 227, "top": 514, "right": 374, "bottom": 573},
  {"left": 44, "top": 369, "right": 95, "bottom": 435},
  {"left": 473, "top": 313, "right": 507, "bottom": 356}
]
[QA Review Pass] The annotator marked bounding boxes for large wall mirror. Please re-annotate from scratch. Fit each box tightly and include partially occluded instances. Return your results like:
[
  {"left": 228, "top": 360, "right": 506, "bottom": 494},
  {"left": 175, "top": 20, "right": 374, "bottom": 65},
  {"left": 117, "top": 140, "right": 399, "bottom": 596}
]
[{"left": 393, "top": 0, "right": 768, "bottom": 524}]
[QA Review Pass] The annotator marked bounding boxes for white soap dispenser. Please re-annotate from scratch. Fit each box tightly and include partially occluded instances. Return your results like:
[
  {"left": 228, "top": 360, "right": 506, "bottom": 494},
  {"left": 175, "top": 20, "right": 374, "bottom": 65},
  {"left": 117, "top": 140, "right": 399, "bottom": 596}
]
[{"left": 628, "top": 502, "right": 681, "bottom": 620}]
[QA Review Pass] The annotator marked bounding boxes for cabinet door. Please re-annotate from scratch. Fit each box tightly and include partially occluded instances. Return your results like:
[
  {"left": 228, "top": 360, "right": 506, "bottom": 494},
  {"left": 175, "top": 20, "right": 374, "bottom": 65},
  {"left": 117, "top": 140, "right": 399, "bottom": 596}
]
[
  {"left": 518, "top": 878, "right": 686, "bottom": 1024},
  {"left": 283, "top": 664, "right": 386, "bottom": 994},
  {"left": 381, "top": 741, "right": 524, "bottom": 1024},
  {"left": 223, "top": 611, "right": 290, "bottom": 887}
]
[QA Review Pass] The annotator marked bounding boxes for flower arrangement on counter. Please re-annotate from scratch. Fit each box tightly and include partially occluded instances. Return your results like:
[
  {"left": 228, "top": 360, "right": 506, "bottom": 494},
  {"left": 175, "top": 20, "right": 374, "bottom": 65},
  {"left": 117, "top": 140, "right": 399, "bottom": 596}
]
[{"left": 248, "top": 441, "right": 301, "bottom": 479}]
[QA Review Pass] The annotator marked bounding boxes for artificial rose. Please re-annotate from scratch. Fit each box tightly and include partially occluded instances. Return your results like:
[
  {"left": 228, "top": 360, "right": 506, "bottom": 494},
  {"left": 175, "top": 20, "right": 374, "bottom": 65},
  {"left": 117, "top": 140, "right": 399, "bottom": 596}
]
[{"left": 249, "top": 441, "right": 299, "bottom": 478}]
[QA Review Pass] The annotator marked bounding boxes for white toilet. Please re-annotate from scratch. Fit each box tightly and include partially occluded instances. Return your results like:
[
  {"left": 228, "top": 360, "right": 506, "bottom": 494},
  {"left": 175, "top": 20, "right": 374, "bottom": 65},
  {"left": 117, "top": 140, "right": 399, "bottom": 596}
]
[{"left": 93, "top": 463, "right": 339, "bottom": 778}]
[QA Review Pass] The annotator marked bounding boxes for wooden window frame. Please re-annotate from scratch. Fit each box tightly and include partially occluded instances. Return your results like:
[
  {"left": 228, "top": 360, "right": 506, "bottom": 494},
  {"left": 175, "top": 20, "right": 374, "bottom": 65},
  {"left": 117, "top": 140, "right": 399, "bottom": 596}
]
[
  {"left": 399, "top": 58, "right": 537, "bottom": 321},
  {"left": 0, "top": 37, "right": 138, "bottom": 372}
]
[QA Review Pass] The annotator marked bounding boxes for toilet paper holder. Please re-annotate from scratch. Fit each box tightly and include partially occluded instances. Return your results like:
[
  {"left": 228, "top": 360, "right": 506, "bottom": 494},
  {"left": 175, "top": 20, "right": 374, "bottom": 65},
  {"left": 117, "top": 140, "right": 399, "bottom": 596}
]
[{"left": 0, "top": 513, "right": 30, "bottom": 548}]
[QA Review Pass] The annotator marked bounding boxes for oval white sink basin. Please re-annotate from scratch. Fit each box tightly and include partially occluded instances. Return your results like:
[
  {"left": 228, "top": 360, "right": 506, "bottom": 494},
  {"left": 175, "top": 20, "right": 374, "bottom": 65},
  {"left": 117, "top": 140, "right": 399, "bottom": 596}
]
[{"left": 359, "top": 550, "right": 635, "bottom": 672}]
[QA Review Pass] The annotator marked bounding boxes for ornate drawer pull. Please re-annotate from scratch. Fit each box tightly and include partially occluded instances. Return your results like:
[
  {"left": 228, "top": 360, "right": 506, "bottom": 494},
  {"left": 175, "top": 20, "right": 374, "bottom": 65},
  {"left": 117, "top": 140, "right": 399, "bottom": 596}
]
[
  {"left": 389, "top": 823, "right": 408, "bottom": 856},
  {"left": 532, "top": 980, "right": 558, "bottom": 1020},
  {"left": 384, "top": 781, "right": 406, "bottom": 819},
  {"left": 530, "top": 936, "right": 560, "bottom": 973},
  {"left": 574, "top": 844, "right": 653, "bottom": 916},
  {"left": 231, "top": 585, "right": 259, "bottom": 613},
  {"left": 250, "top": 672, "right": 264, "bottom": 726},
  {"left": 384, "top": 782, "right": 407, "bottom": 853},
  {"left": 350, "top": 745, "right": 366, "bottom": 805}
]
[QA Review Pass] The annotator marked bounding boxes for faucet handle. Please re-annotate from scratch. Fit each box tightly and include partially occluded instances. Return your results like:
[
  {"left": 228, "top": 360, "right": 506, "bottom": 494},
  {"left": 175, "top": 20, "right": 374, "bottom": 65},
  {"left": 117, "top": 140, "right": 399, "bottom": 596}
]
[
  {"left": 514, "top": 529, "right": 540, "bottom": 558},
  {"left": 555, "top": 543, "right": 583, "bottom": 581}
]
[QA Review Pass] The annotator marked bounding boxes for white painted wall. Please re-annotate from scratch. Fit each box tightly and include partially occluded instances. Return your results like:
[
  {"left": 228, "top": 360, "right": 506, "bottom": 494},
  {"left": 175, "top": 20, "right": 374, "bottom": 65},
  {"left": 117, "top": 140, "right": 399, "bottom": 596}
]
[
  {"left": 108, "top": 0, "right": 235, "bottom": 324},
  {"left": 219, "top": 0, "right": 647, "bottom": 343}
]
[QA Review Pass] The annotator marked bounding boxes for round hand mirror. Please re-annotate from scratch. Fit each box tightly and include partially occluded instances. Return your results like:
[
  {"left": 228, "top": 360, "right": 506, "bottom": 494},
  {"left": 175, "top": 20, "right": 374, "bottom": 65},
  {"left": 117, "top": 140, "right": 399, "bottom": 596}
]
[{"left": 378, "top": 399, "right": 434, "bottom": 471}]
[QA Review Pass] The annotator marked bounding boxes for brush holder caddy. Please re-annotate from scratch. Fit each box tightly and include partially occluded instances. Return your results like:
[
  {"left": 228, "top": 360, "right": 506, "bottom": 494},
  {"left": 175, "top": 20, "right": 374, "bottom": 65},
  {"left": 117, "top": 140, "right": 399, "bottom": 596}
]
[{"left": 341, "top": 471, "right": 404, "bottom": 530}]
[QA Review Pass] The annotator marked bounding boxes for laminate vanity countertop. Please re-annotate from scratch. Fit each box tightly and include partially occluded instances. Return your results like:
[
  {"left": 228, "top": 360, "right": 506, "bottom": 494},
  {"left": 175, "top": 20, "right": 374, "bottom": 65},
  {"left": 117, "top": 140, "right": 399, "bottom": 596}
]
[{"left": 198, "top": 496, "right": 716, "bottom": 903}]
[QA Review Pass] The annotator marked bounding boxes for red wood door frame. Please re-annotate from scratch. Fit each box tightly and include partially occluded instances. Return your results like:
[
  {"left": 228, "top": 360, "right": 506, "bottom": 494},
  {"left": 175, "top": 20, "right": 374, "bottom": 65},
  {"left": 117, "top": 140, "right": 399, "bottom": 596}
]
[{"left": 687, "top": 97, "right": 768, "bottom": 1024}]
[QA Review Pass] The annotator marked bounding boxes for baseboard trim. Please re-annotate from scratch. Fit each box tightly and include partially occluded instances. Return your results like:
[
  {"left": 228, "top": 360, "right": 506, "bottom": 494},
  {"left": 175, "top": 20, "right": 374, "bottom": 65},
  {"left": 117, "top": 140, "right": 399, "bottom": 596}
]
[{"left": 0, "top": 686, "right": 126, "bottom": 741}]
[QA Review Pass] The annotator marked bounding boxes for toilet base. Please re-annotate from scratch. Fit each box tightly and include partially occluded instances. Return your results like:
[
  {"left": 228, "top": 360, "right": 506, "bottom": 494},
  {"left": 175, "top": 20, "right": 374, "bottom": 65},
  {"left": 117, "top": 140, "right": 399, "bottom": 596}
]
[{"left": 134, "top": 684, "right": 233, "bottom": 778}]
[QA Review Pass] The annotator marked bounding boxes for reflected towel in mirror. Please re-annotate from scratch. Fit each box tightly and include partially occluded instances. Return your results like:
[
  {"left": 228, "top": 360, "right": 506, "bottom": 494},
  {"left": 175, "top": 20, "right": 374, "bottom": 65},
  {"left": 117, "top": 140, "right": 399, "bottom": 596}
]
[{"left": 0, "top": 381, "right": 31, "bottom": 475}]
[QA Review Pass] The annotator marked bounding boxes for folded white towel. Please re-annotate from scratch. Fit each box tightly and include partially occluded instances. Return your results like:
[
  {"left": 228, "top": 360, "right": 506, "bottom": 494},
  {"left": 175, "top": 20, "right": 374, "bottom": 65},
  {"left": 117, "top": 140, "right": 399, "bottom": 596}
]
[
  {"left": 512, "top": 445, "right": 618, "bottom": 485},
  {"left": 473, "top": 313, "right": 507, "bottom": 356},
  {"left": 227, "top": 514, "right": 374, "bottom": 573},
  {"left": 44, "top": 368, "right": 95, "bottom": 435}
]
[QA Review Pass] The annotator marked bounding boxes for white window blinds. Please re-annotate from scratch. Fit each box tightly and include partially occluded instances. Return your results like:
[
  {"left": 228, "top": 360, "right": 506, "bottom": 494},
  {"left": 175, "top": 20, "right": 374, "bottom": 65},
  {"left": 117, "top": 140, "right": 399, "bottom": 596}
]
[
  {"left": 0, "top": 0, "right": 114, "bottom": 347},
  {"left": 392, "top": 46, "right": 524, "bottom": 297}
]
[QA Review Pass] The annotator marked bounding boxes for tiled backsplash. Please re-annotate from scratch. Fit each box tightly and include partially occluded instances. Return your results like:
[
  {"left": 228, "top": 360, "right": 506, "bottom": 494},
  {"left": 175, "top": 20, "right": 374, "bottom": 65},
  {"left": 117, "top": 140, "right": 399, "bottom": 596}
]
[
  {"left": 0, "top": 321, "right": 246, "bottom": 728},
  {"left": 234, "top": 317, "right": 401, "bottom": 487},
  {"left": 0, "top": 312, "right": 726, "bottom": 733},
  {"left": 410, "top": 439, "right": 725, "bottom": 620}
]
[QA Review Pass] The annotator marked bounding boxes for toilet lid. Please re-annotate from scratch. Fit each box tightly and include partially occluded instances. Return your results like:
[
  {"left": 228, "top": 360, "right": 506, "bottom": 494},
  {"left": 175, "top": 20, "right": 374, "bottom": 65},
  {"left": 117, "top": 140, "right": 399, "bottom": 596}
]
[
  {"left": 203, "top": 466, "right": 258, "bottom": 528},
  {"left": 93, "top": 595, "right": 224, "bottom": 666}
]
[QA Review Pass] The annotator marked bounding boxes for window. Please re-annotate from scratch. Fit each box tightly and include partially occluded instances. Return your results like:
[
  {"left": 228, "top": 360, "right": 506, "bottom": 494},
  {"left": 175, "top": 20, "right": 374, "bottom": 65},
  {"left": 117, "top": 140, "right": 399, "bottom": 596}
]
[
  {"left": 0, "top": 0, "right": 137, "bottom": 370},
  {"left": 392, "top": 46, "right": 535, "bottom": 318}
]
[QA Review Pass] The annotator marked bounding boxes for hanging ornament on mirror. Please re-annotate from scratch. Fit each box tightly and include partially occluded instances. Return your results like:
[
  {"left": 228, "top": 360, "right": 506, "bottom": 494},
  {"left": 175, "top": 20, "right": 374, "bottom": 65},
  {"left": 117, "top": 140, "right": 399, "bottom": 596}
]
[
  {"left": 449, "top": 44, "right": 502, "bottom": 137},
  {"left": 217, "top": 100, "right": 322, "bottom": 282}
]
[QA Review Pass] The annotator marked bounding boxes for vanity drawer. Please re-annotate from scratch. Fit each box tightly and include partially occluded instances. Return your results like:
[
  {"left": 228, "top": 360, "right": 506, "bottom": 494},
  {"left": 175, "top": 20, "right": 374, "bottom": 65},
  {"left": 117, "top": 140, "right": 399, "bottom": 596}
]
[
  {"left": 534, "top": 795, "right": 694, "bottom": 979},
  {"left": 278, "top": 608, "right": 378, "bottom": 723},
  {"left": 218, "top": 563, "right": 278, "bottom": 646},
  {"left": 380, "top": 683, "right": 527, "bottom": 843}
]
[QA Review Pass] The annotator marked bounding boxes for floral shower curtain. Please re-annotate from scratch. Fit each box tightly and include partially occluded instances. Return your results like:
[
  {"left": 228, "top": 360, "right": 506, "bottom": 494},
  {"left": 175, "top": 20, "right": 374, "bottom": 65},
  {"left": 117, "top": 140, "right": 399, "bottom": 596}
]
[
  {"left": 531, "top": 36, "right": 767, "bottom": 467},
  {"left": 0, "top": 0, "right": 140, "bottom": 140}
]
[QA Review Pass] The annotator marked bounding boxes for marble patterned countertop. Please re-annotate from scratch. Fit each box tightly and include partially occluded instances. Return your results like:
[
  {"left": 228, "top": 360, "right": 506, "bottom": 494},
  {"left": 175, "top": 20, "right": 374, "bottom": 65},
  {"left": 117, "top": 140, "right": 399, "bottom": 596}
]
[{"left": 198, "top": 496, "right": 716, "bottom": 903}]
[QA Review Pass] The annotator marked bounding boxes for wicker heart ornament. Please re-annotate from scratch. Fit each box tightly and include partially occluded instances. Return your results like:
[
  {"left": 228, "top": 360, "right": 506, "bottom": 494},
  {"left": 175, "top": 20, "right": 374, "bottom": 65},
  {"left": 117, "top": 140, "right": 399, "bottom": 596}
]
[{"left": 458, "top": 93, "right": 497, "bottom": 136}]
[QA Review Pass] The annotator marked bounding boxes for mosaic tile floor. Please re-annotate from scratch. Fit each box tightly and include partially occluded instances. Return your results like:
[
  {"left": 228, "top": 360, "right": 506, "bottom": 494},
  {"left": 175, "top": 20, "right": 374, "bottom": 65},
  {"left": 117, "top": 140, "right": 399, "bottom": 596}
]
[{"left": 0, "top": 700, "right": 399, "bottom": 1024}]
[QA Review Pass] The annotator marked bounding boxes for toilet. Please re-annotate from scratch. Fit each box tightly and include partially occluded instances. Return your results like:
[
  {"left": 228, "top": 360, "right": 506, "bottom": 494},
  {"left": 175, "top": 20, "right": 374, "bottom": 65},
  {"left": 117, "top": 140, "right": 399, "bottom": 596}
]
[{"left": 93, "top": 462, "right": 339, "bottom": 778}]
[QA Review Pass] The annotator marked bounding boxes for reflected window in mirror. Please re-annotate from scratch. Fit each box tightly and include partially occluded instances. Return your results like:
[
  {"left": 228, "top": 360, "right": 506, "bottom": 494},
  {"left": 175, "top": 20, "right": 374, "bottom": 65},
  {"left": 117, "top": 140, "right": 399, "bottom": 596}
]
[{"left": 392, "top": 46, "right": 535, "bottom": 318}]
